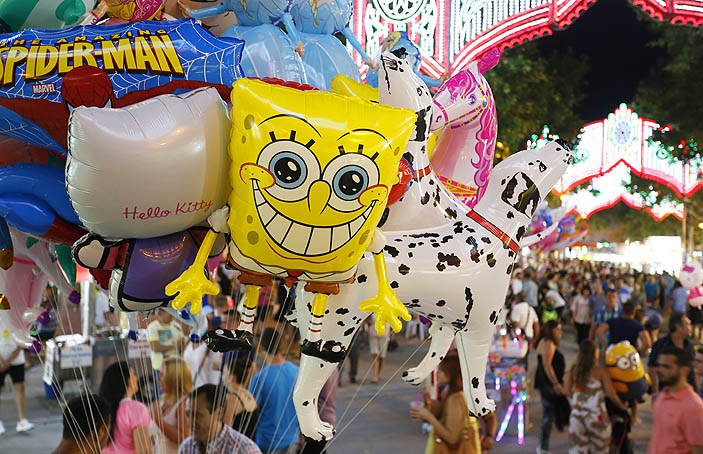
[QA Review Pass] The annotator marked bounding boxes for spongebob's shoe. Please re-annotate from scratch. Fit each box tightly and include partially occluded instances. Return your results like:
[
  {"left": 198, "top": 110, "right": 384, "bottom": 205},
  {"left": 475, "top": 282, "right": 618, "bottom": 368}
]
[
  {"left": 300, "top": 339, "right": 347, "bottom": 363},
  {"left": 202, "top": 328, "right": 254, "bottom": 352}
]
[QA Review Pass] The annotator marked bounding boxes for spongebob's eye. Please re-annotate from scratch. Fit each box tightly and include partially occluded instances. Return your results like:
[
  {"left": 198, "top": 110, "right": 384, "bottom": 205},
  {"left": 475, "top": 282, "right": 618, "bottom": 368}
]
[
  {"left": 271, "top": 152, "right": 306, "bottom": 189},
  {"left": 257, "top": 140, "right": 320, "bottom": 202},
  {"left": 323, "top": 153, "right": 379, "bottom": 212},
  {"left": 334, "top": 166, "right": 368, "bottom": 200}
]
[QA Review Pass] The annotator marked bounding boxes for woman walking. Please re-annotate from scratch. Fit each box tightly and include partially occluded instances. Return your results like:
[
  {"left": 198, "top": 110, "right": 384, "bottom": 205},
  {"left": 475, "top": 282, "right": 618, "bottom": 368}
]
[
  {"left": 564, "top": 340, "right": 627, "bottom": 454},
  {"left": 534, "top": 320, "right": 566, "bottom": 454}
]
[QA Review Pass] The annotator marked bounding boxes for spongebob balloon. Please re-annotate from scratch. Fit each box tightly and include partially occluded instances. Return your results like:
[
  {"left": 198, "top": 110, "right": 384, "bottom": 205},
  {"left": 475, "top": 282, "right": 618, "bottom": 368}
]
[
  {"left": 605, "top": 341, "right": 651, "bottom": 402},
  {"left": 167, "top": 78, "right": 416, "bottom": 359}
]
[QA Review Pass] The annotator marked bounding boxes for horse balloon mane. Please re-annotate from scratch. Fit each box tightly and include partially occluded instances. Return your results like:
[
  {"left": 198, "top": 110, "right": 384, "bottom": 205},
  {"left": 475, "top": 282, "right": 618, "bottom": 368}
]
[{"left": 290, "top": 49, "right": 572, "bottom": 441}]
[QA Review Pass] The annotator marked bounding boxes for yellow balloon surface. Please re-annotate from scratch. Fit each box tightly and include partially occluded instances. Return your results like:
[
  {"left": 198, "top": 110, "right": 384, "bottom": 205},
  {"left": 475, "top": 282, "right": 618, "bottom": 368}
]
[
  {"left": 605, "top": 341, "right": 651, "bottom": 393},
  {"left": 330, "top": 75, "right": 379, "bottom": 103},
  {"left": 227, "top": 79, "right": 415, "bottom": 278}
]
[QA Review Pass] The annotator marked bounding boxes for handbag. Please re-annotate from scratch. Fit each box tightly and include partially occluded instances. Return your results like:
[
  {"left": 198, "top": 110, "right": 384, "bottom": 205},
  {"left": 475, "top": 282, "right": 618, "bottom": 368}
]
[{"left": 433, "top": 395, "right": 480, "bottom": 454}]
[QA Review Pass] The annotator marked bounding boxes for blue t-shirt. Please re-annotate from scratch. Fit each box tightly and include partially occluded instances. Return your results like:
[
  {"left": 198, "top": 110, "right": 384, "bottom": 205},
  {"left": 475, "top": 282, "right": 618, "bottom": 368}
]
[
  {"left": 249, "top": 361, "right": 300, "bottom": 452},
  {"left": 607, "top": 317, "right": 644, "bottom": 346},
  {"left": 644, "top": 282, "right": 660, "bottom": 301},
  {"left": 672, "top": 287, "right": 690, "bottom": 314}
]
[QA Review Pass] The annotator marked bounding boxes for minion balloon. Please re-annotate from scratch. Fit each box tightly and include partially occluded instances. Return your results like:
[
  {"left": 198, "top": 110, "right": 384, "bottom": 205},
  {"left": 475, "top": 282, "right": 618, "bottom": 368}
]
[
  {"left": 166, "top": 78, "right": 416, "bottom": 359},
  {"left": 605, "top": 341, "right": 651, "bottom": 402}
]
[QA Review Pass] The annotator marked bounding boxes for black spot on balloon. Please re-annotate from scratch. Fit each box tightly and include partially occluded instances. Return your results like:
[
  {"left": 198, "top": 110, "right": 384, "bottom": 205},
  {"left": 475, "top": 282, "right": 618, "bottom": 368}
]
[
  {"left": 472, "top": 377, "right": 479, "bottom": 389},
  {"left": 486, "top": 253, "right": 496, "bottom": 268},
  {"left": 507, "top": 211, "right": 514, "bottom": 219},
  {"left": 336, "top": 308, "right": 349, "bottom": 315},
  {"left": 303, "top": 400, "right": 310, "bottom": 406},
  {"left": 506, "top": 263, "right": 514, "bottom": 275},
  {"left": 343, "top": 327, "right": 355, "bottom": 336},
  {"left": 357, "top": 274, "right": 367, "bottom": 283},
  {"left": 420, "top": 192, "right": 430, "bottom": 205},
  {"left": 516, "top": 226, "right": 526, "bottom": 241},
  {"left": 337, "top": 320, "right": 345, "bottom": 327},
  {"left": 436, "top": 300, "right": 446, "bottom": 307},
  {"left": 489, "top": 311, "right": 497, "bottom": 323},
  {"left": 481, "top": 237, "right": 491, "bottom": 244},
  {"left": 384, "top": 245, "right": 400, "bottom": 257},
  {"left": 399, "top": 264, "right": 410, "bottom": 275},
  {"left": 390, "top": 281, "right": 399, "bottom": 289}
]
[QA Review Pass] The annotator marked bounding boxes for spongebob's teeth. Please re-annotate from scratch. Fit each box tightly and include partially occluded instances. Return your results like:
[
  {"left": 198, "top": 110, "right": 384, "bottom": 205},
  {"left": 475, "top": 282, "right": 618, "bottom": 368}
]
[
  {"left": 331, "top": 225, "right": 350, "bottom": 250},
  {"left": 282, "top": 223, "right": 312, "bottom": 255},
  {"left": 257, "top": 201, "right": 276, "bottom": 225},
  {"left": 266, "top": 214, "right": 292, "bottom": 245},
  {"left": 306, "top": 227, "right": 332, "bottom": 255},
  {"left": 254, "top": 187, "right": 377, "bottom": 256},
  {"left": 348, "top": 216, "right": 365, "bottom": 237},
  {"left": 254, "top": 187, "right": 266, "bottom": 206}
]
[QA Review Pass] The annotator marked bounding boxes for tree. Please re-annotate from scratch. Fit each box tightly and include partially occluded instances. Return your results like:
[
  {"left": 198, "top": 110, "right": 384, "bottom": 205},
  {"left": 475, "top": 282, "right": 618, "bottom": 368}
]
[
  {"left": 633, "top": 22, "right": 703, "bottom": 163},
  {"left": 484, "top": 42, "right": 588, "bottom": 159},
  {"left": 586, "top": 202, "right": 681, "bottom": 243},
  {"left": 630, "top": 20, "right": 703, "bottom": 234}
]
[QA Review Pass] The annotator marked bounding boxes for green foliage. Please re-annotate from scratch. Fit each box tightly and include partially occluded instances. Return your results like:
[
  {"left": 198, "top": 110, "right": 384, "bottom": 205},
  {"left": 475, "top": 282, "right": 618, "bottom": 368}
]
[
  {"left": 484, "top": 42, "right": 588, "bottom": 159},
  {"left": 587, "top": 202, "right": 681, "bottom": 242},
  {"left": 633, "top": 21, "right": 703, "bottom": 163}
]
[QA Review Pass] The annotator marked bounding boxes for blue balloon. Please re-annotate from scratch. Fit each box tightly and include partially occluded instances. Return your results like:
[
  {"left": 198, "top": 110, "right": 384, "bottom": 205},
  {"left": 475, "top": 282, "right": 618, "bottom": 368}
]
[
  {"left": 367, "top": 32, "right": 442, "bottom": 89},
  {"left": 225, "top": 24, "right": 307, "bottom": 82},
  {"left": 0, "top": 164, "right": 80, "bottom": 236},
  {"left": 0, "top": 217, "right": 10, "bottom": 252},
  {"left": 287, "top": 0, "right": 367, "bottom": 89},
  {"left": 189, "top": 0, "right": 307, "bottom": 83},
  {"left": 296, "top": 34, "right": 360, "bottom": 90}
]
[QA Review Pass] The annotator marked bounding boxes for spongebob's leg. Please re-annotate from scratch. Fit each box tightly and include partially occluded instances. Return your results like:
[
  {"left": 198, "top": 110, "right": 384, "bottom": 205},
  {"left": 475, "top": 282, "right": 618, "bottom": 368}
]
[
  {"left": 203, "top": 271, "right": 271, "bottom": 352},
  {"left": 300, "top": 283, "right": 346, "bottom": 362}
]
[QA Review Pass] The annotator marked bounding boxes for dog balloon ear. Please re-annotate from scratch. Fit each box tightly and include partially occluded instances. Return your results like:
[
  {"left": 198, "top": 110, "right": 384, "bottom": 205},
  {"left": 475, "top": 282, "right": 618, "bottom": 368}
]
[{"left": 477, "top": 49, "right": 501, "bottom": 74}]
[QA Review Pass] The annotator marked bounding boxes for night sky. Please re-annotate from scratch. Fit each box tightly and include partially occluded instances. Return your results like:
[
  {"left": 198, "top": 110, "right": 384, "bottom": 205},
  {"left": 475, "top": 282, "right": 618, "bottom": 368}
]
[{"left": 538, "top": 0, "right": 665, "bottom": 123}]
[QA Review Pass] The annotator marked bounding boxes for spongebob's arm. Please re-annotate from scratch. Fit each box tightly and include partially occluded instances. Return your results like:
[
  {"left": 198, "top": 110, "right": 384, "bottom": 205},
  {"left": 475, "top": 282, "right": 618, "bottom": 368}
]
[
  {"left": 165, "top": 212, "right": 224, "bottom": 314},
  {"left": 359, "top": 229, "right": 411, "bottom": 335}
]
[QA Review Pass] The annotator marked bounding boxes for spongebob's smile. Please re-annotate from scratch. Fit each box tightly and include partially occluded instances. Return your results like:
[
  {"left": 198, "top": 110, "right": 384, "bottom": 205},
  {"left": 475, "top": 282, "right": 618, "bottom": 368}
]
[{"left": 253, "top": 181, "right": 376, "bottom": 257}]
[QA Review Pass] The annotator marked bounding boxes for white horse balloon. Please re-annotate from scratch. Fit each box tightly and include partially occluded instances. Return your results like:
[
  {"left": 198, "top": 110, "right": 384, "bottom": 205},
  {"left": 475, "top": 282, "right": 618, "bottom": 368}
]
[{"left": 290, "top": 50, "right": 572, "bottom": 441}]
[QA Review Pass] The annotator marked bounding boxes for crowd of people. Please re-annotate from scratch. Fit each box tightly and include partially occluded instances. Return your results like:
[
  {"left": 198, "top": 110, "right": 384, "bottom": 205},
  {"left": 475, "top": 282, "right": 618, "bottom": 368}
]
[
  {"left": 5, "top": 257, "right": 703, "bottom": 453},
  {"left": 507, "top": 259, "right": 703, "bottom": 454}
]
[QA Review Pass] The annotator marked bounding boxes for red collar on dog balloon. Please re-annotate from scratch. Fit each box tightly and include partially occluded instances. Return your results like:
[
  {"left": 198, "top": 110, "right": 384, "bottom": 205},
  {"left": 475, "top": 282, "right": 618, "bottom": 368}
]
[{"left": 466, "top": 210, "right": 520, "bottom": 254}]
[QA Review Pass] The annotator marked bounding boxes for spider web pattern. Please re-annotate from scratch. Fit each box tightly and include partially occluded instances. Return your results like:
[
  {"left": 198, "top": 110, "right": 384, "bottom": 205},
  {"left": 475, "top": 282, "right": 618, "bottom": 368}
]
[
  {"left": 0, "top": 19, "right": 244, "bottom": 103},
  {"left": 0, "top": 106, "right": 65, "bottom": 155}
]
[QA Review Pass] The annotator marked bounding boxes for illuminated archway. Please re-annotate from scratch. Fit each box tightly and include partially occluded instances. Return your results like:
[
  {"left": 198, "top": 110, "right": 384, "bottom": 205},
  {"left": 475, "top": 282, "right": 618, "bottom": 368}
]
[
  {"left": 541, "top": 103, "right": 701, "bottom": 221},
  {"left": 351, "top": 0, "right": 703, "bottom": 77}
]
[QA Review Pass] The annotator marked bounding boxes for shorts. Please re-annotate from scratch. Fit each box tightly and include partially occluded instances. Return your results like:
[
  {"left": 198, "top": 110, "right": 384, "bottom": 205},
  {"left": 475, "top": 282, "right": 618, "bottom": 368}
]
[
  {"left": 0, "top": 364, "right": 25, "bottom": 387},
  {"left": 369, "top": 335, "right": 389, "bottom": 358}
]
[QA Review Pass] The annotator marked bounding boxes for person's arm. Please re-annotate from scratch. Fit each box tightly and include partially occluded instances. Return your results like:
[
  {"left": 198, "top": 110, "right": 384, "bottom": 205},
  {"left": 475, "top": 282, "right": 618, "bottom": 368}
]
[
  {"left": 540, "top": 342, "right": 564, "bottom": 394},
  {"left": 157, "top": 401, "right": 190, "bottom": 445},
  {"left": 531, "top": 322, "right": 540, "bottom": 347},
  {"left": 411, "top": 395, "right": 465, "bottom": 446},
  {"left": 648, "top": 343, "right": 660, "bottom": 394},
  {"left": 638, "top": 330, "right": 651, "bottom": 354},
  {"left": 133, "top": 426, "right": 153, "bottom": 454},
  {"left": 564, "top": 367, "right": 574, "bottom": 398},
  {"left": 597, "top": 367, "right": 627, "bottom": 410},
  {"left": 589, "top": 320, "right": 597, "bottom": 341},
  {"left": 480, "top": 412, "right": 497, "bottom": 451},
  {"left": 596, "top": 323, "right": 609, "bottom": 348},
  {"left": 5, "top": 346, "right": 22, "bottom": 365}
]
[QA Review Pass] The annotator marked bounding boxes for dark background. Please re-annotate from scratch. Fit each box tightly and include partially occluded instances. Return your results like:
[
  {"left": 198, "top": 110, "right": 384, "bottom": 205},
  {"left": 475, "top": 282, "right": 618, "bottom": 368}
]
[{"left": 538, "top": 0, "right": 665, "bottom": 123}]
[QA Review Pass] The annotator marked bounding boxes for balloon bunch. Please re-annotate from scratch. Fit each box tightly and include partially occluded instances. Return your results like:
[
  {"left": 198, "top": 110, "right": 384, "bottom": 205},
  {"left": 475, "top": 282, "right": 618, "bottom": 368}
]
[
  {"left": 680, "top": 261, "right": 703, "bottom": 307},
  {"left": 526, "top": 203, "right": 589, "bottom": 253}
]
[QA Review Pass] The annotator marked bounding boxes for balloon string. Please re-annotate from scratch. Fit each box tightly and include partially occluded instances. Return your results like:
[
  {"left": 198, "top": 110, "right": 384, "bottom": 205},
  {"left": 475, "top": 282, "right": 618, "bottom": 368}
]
[{"left": 323, "top": 336, "right": 430, "bottom": 452}]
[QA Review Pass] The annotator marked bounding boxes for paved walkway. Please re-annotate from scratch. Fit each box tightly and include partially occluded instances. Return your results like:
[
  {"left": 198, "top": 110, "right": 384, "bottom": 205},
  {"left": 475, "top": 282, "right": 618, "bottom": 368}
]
[{"left": 0, "top": 327, "right": 653, "bottom": 453}]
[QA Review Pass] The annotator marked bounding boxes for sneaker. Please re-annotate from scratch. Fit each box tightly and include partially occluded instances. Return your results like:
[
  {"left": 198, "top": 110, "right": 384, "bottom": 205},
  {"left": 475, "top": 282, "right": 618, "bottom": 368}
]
[
  {"left": 16, "top": 419, "right": 34, "bottom": 432},
  {"left": 0, "top": 420, "right": 5, "bottom": 435},
  {"left": 536, "top": 449, "right": 551, "bottom": 454}
]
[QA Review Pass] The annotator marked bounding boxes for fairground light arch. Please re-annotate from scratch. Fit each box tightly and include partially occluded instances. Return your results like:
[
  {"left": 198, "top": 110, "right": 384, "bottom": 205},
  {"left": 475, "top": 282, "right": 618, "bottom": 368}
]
[
  {"left": 527, "top": 103, "right": 702, "bottom": 222},
  {"left": 349, "top": 0, "right": 703, "bottom": 77}
]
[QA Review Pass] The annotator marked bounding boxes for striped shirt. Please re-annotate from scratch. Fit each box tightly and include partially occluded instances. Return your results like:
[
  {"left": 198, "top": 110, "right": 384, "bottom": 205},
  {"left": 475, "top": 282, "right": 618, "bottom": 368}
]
[{"left": 178, "top": 425, "right": 261, "bottom": 454}]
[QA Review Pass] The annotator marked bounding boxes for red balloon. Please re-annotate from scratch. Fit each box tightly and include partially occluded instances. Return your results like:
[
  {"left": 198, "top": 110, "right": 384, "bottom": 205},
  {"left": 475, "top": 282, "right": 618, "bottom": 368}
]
[{"left": 387, "top": 158, "right": 413, "bottom": 206}]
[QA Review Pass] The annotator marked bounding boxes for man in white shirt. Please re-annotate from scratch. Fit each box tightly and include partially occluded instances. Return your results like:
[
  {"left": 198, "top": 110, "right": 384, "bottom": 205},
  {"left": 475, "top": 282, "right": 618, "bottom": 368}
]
[
  {"left": 93, "top": 290, "right": 111, "bottom": 328},
  {"left": 147, "top": 308, "right": 185, "bottom": 397},
  {"left": 510, "top": 296, "right": 540, "bottom": 343},
  {"left": 522, "top": 270, "right": 539, "bottom": 308},
  {"left": 0, "top": 329, "right": 34, "bottom": 434},
  {"left": 511, "top": 270, "right": 523, "bottom": 297}
]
